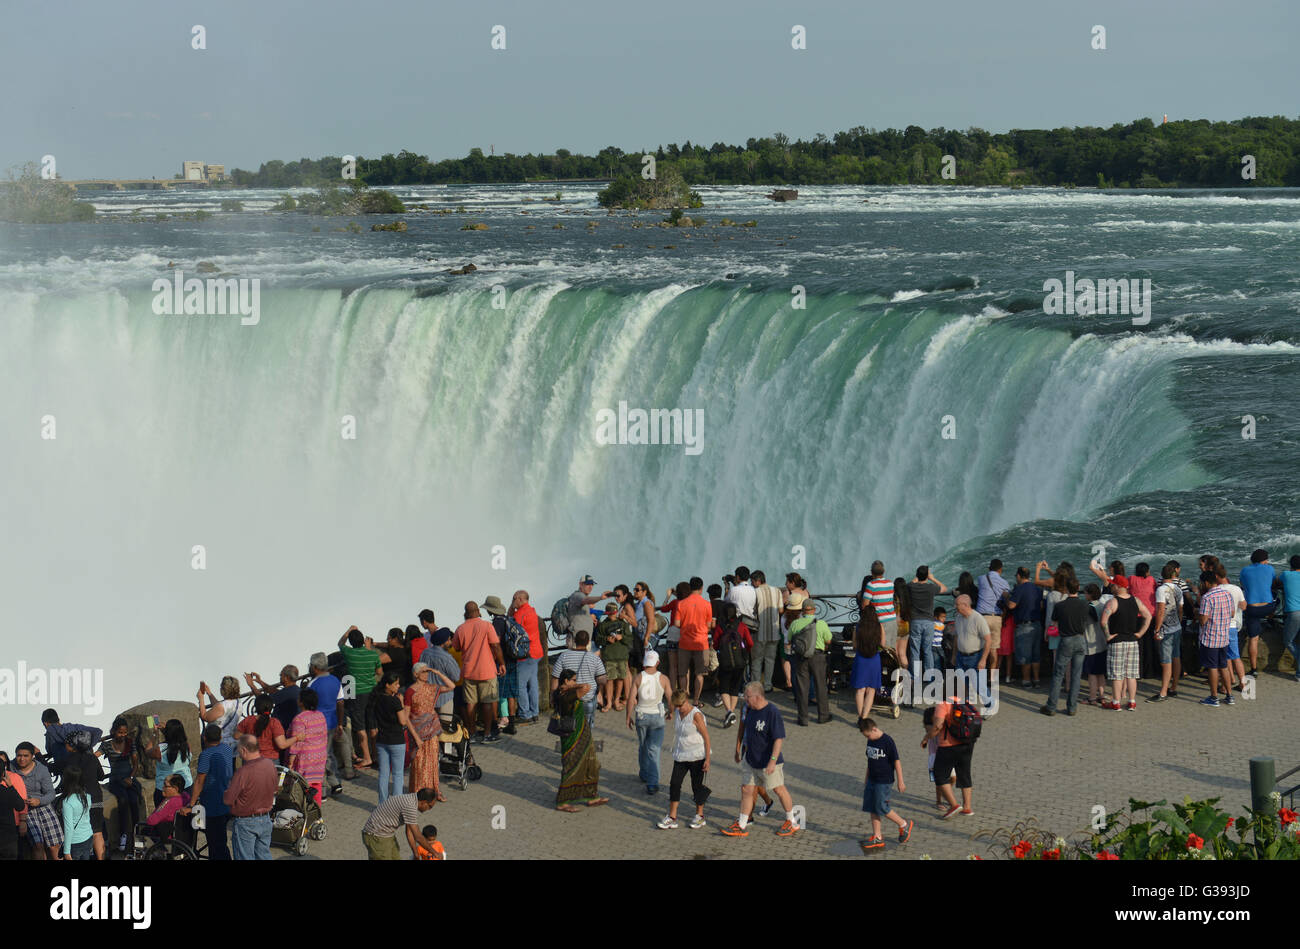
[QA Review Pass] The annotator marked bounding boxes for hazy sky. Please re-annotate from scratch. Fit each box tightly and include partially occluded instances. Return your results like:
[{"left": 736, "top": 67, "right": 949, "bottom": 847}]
[{"left": 1, "top": 0, "right": 1295, "bottom": 179}]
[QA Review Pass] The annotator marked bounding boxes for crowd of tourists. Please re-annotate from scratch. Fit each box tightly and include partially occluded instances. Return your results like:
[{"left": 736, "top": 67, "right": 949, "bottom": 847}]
[{"left": 2, "top": 549, "right": 1293, "bottom": 860}]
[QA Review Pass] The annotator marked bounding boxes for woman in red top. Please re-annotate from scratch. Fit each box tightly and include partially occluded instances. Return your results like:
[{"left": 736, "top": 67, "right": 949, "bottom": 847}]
[{"left": 236, "top": 695, "right": 300, "bottom": 764}]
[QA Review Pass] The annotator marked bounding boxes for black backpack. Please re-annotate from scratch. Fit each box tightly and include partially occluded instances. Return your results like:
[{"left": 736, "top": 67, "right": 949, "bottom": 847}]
[{"left": 945, "top": 701, "right": 983, "bottom": 744}]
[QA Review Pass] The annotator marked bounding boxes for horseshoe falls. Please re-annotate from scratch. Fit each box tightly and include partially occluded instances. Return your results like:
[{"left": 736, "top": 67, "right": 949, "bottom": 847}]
[{"left": 2, "top": 183, "right": 1299, "bottom": 732}]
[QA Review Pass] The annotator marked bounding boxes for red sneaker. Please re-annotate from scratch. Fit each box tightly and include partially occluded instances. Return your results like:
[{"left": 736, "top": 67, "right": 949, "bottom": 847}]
[
  {"left": 720, "top": 820, "right": 748, "bottom": 837},
  {"left": 777, "top": 819, "right": 800, "bottom": 837}
]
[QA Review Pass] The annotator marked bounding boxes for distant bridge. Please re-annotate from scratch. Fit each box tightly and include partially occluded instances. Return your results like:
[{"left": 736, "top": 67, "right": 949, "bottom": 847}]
[{"left": 62, "top": 179, "right": 216, "bottom": 192}]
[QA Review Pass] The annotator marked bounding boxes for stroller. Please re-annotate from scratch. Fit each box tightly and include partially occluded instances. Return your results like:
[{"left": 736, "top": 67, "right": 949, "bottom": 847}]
[
  {"left": 827, "top": 626, "right": 903, "bottom": 719},
  {"left": 438, "top": 711, "right": 482, "bottom": 791},
  {"left": 271, "top": 766, "right": 326, "bottom": 856}
]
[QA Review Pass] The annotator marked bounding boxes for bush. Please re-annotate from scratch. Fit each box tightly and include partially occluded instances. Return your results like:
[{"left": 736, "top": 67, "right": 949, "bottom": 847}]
[
  {"left": 0, "top": 163, "right": 96, "bottom": 223},
  {"left": 273, "top": 194, "right": 297, "bottom": 211},
  {"left": 977, "top": 797, "right": 1300, "bottom": 860},
  {"left": 598, "top": 164, "right": 701, "bottom": 209}
]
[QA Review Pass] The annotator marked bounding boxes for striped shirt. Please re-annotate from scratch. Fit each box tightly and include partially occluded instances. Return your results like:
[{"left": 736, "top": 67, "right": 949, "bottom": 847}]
[
  {"left": 864, "top": 577, "right": 896, "bottom": 623},
  {"left": 363, "top": 792, "right": 423, "bottom": 838},
  {"left": 1198, "top": 586, "right": 1234, "bottom": 649}
]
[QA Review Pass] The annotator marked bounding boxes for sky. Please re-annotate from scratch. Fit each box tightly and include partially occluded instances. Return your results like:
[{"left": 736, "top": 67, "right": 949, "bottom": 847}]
[{"left": 0, "top": 0, "right": 1296, "bottom": 179}]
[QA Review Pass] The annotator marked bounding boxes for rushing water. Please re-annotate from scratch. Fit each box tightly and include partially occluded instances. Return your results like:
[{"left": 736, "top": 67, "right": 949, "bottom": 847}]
[{"left": 2, "top": 183, "right": 1298, "bottom": 731}]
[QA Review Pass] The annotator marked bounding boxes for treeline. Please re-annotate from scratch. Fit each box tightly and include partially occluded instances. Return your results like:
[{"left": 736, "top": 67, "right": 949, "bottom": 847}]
[{"left": 230, "top": 116, "right": 1300, "bottom": 189}]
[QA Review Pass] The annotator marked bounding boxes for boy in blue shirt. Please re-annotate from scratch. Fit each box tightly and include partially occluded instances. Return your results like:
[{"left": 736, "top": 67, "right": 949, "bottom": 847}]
[{"left": 860, "top": 717, "right": 911, "bottom": 852}]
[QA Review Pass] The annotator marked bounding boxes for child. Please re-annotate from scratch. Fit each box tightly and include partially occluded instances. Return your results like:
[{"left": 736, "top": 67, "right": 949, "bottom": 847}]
[
  {"left": 859, "top": 717, "right": 911, "bottom": 851},
  {"left": 932, "top": 607, "right": 948, "bottom": 671},
  {"left": 922, "top": 708, "right": 947, "bottom": 810},
  {"left": 415, "top": 824, "right": 447, "bottom": 860}
]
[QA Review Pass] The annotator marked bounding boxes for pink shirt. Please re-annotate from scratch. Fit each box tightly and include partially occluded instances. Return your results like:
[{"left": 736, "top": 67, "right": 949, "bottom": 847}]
[{"left": 452, "top": 618, "right": 501, "bottom": 681}]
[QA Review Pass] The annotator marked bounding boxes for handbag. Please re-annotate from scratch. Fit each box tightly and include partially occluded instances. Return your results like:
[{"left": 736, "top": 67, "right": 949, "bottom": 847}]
[{"left": 547, "top": 704, "right": 575, "bottom": 736}]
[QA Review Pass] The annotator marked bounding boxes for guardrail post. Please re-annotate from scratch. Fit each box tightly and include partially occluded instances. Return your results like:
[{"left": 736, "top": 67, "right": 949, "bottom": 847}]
[{"left": 1250, "top": 756, "right": 1275, "bottom": 813}]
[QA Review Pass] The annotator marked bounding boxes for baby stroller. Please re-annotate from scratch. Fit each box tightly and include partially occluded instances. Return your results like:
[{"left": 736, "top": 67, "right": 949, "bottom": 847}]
[
  {"left": 272, "top": 766, "right": 326, "bottom": 856},
  {"left": 876, "top": 645, "right": 905, "bottom": 718},
  {"left": 438, "top": 711, "right": 482, "bottom": 791}
]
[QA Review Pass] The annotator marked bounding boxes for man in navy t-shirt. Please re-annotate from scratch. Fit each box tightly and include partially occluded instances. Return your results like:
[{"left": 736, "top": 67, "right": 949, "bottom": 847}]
[
  {"left": 721, "top": 683, "right": 800, "bottom": 839},
  {"left": 1239, "top": 548, "right": 1278, "bottom": 676}
]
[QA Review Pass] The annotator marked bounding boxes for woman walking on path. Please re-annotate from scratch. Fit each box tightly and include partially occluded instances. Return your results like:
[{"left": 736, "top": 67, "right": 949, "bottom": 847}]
[
  {"left": 555, "top": 669, "right": 609, "bottom": 811},
  {"left": 1100, "top": 581, "right": 1151, "bottom": 711},
  {"left": 714, "top": 604, "right": 753, "bottom": 728},
  {"left": 657, "top": 689, "right": 712, "bottom": 829},
  {"left": 288, "top": 688, "right": 329, "bottom": 804},
  {"left": 405, "top": 662, "right": 457, "bottom": 801},
  {"left": 852, "top": 607, "right": 884, "bottom": 723},
  {"left": 627, "top": 651, "right": 671, "bottom": 794}
]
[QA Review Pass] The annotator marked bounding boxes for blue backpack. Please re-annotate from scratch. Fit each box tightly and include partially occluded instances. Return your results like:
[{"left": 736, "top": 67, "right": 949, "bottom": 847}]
[{"left": 504, "top": 616, "right": 531, "bottom": 660}]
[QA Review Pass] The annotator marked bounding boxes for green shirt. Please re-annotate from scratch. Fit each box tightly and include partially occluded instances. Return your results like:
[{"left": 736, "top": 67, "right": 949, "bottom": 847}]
[
  {"left": 788, "top": 616, "right": 833, "bottom": 651},
  {"left": 595, "top": 617, "right": 633, "bottom": 662},
  {"left": 341, "top": 644, "right": 382, "bottom": 695}
]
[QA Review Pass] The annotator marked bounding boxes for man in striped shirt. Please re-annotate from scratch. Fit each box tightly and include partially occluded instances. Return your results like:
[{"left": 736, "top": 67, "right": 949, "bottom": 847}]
[
  {"left": 1196, "top": 568, "right": 1235, "bottom": 709},
  {"left": 862, "top": 561, "right": 898, "bottom": 650}
]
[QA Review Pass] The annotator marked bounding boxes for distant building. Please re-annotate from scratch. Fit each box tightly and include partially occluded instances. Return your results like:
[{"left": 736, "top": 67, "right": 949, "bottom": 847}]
[{"left": 181, "top": 161, "right": 226, "bottom": 183}]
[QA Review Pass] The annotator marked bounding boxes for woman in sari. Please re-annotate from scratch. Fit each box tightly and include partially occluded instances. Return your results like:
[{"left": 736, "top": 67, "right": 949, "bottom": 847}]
[
  {"left": 288, "top": 688, "right": 328, "bottom": 803},
  {"left": 554, "top": 669, "right": 609, "bottom": 812},
  {"left": 406, "top": 662, "right": 456, "bottom": 802}
]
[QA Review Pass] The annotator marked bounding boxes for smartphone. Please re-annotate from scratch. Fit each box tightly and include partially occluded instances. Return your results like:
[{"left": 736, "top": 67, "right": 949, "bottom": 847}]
[{"left": 145, "top": 714, "right": 160, "bottom": 729}]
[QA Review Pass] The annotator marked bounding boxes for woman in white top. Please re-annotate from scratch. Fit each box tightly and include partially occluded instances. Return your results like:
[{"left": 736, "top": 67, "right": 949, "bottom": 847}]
[
  {"left": 198, "top": 676, "right": 242, "bottom": 747},
  {"left": 657, "top": 688, "right": 711, "bottom": 830},
  {"left": 626, "top": 651, "right": 671, "bottom": 794}
]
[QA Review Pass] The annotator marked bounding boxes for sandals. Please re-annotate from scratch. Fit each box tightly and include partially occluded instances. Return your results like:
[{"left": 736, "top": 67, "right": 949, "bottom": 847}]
[
  {"left": 586, "top": 797, "right": 610, "bottom": 807},
  {"left": 556, "top": 804, "right": 580, "bottom": 813}
]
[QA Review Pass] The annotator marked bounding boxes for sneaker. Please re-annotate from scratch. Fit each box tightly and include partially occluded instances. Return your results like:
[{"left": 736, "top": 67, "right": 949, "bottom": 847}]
[
  {"left": 860, "top": 836, "right": 885, "bottom": 851},
  {"left": 485, "top": 732, "right": 502, "bottom": 743},
  {"left": 1167, "top": 691, "right": 1178, "bottom": 698},
  {"left": 646, "top": 785, "right": 658, "bottom": 795},
  {"left": 471, "top": 732, "right": 485, "bottom": 744},
  {"left": 1146, "top": 693, "right": 1167, "bottom": 702},
  {"left": 1223, "top": 694, "right": 1235, "bottom": 706},
  {"left": 777, "top": 819, "right": 800, "bottom": 837},
  {"left": 1125, "top": 702, "right": 1136, "bottom": 712},
  {"left": 961, "top": 808, "right": 975, "bottom": 817},
  {"left": 656, "top": 816, "right": 679, "bottom": 830},
  {"left": 1039, "top": 706, "right": 1055, "bottom": 716},
  {"left": 689, "top": 814, "right": 707, "bottom": 830},
  {"left": 723, "top": 710, "right": 738, "bottom": 728},
  {"left": 503, "top": 723, "right": 517, "bottom": 735},
  {"left": 941, "top": 805, "right": 961, "bottom": 820},
  {"left": 1106, "top": 701, "right": 1122, "bottom": 710},
  {"left": 1199, "top": 696, "right": 1220, "bottom": 708},
  {"left": 720, "top": 820, "right": 748, "bottom": 837},
  {"left": 756, "top": 801, "right": 771, "bottom": 818},
  {"left": 711, "top": 694, "right": 724, "bottom": 707},
  {"left": 898, "top": 819, "right": 913, "bottom": 843}
]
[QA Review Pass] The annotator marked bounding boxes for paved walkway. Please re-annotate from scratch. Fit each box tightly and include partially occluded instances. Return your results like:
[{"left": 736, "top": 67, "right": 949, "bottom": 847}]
[{"left": 284, "top": 670, "right": 1299, "bottom": 860}]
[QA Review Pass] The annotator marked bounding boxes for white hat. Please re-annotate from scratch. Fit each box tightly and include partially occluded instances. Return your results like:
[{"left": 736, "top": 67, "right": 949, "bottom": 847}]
[{"left": 642, "top": 650, "right": 660, "bottom": 669}]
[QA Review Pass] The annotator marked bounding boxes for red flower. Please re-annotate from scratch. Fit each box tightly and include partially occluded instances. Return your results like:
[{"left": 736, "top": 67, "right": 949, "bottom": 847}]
[
  {"left": 1041, "top": 848, "right": 1061, "bottom": 860},
  {"left": 1095, "top": 851, "right": 1119, "bottom": 860},
  {"left": 1012, "top": 840, "right": 1032, "bottom": 859},
  {"left": 1186, "top": 833, "right": 1204, "bottom": 850},
  {"left": 1280, "top": 808, "right": 1297, "bottom": 827},
  {"left": 1225, "top": 817, "right": 1234, "bottom": 829}
]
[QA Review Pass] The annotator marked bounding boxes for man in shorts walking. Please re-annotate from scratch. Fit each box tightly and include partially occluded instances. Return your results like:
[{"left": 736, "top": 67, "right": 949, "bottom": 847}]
[{"left": 721, "top": 682, "right": 800, "bottom": 838}]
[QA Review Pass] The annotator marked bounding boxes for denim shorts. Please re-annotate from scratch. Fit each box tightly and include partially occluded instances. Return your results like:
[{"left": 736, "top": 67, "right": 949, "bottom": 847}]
[
  {"left": 862, "top": 782, "right": 892, "bottom": 816},
  {"left": 1158, "top": 629, "right": 1181, "bottom": 663},
  {"left": 1225, "top": 628, "right": 1240, "bottom": 662},
  {"left": 1014, "top": 622, "right": 1041, "bottom": 664}
]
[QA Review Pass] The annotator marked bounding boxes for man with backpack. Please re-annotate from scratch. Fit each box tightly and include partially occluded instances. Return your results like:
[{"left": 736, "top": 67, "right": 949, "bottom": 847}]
[
  {"left": 557, "top": 575, "right": 613, "bottom": 650},
  {"left": 787, "top": 600, "right": 833, "bottom": 726},
  {"left": 510, "top": 590, "right": 543, "bottom": 724},
  {"left": 924, "top": 692, "right": 981, "bottom": 820},
  {"left": 483, "top": 595, "right": 522, "bottom": 736}
]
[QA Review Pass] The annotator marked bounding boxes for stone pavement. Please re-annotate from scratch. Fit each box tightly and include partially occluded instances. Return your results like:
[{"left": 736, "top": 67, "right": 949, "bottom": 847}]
[{"left": 282, "top": 670, "right": 1300, "bottom": 861}]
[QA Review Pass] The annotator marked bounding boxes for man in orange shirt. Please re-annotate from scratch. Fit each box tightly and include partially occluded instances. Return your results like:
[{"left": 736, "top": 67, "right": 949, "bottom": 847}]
[
  {"left": 675, "top": 577, "right": 716, "bottom": 706},
  {"left": 452, "top": 601, "right": 506, "bottom": 743},
  {"left": 923, "top": 694, "right": 978, "bottom": 820},
  {"left": 510, "top": 590, "right": 543, "bottom": 724}
]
